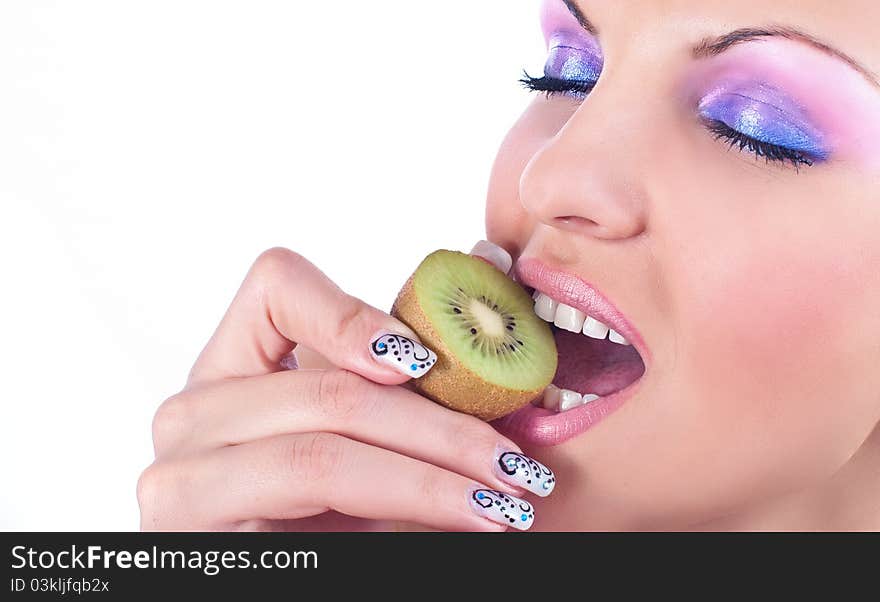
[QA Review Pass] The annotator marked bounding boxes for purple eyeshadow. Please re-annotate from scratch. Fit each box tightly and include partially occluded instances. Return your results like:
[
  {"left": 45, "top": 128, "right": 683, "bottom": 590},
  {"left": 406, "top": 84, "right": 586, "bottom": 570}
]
[
  {"left": 544, "top": 32, "right": 603, "bottom": 86},
  {"left": 698, "top": 82, "right": 829, "bottom": 160}
]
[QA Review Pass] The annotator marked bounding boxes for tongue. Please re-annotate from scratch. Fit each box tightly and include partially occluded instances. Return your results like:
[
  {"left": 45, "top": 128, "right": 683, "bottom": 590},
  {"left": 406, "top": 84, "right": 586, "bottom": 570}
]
[{"left": 552, "top": 328, "right": 645, "bottom": 397}]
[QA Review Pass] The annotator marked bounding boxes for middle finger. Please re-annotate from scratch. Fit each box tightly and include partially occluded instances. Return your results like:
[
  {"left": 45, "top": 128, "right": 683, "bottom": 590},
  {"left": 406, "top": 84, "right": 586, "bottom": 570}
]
[{"left": 154, "top": 368, "right": 557, "bottom": 498}]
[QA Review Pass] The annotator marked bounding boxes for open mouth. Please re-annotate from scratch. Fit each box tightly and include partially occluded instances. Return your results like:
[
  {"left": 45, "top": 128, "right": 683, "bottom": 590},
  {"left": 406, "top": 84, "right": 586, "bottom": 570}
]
[
  {"left": 531, "top": 288, "right": 646, "bottom": 412},
  {"left": 494, "top": 258, "right": 649, "bottom": 446}
]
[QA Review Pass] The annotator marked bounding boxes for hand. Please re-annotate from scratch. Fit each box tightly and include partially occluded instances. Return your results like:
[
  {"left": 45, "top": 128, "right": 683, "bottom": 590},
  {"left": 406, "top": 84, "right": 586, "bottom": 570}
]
[{"left": 137, "top": 244, "right": 555, "bottom": 531}]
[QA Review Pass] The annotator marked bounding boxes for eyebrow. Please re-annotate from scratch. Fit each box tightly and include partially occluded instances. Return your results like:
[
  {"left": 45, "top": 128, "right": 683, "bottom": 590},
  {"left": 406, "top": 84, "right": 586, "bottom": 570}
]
[
  {"left": 562, "top": 0, "right": 597, "bottom": 34},
  {"left": 693, "top": 26, "right": 880, "bottom": 88},
  {"left": 560, "top": 1, "right": 879, "bottom": 88}
]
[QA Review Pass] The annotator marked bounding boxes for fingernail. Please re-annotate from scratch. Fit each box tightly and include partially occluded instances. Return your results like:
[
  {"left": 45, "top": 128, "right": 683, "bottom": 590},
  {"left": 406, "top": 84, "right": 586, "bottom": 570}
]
[
  {"left": 370, "top": 332, "right": 437, "bottom": 378},
  {"left": 470, "top": 240, "right": 513, "bottom": 275},
  {"left": 493, "top": 449, "right": 557, "bottom": 497},
  {"left": 279, "top": 353, "right": 299, "bottom": 371},
  {"left": 468, "top": 487, "right": 535, "bottom": 531}
]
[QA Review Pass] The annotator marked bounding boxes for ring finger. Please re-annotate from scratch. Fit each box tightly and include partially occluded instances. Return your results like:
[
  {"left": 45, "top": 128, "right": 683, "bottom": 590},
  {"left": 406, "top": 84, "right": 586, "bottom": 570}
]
[{"left": 138, "top": 432, "right": 536, "bottom": 532}]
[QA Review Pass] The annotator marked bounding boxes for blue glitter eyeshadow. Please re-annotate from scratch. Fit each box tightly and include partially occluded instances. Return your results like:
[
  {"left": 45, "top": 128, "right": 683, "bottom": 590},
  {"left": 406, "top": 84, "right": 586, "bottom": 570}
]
[
  {"left": 699, "top": 85, "right": 829, "bottom": 160},
  {"left": 545, "top": 44, "right": 603, "bottom": 83}
]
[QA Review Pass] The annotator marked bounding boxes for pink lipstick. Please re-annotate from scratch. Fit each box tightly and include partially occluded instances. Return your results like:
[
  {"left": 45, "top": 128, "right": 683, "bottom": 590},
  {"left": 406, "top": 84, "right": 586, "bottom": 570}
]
[{"left": 494, "top": 258, "right": 650, "bottom": 446}]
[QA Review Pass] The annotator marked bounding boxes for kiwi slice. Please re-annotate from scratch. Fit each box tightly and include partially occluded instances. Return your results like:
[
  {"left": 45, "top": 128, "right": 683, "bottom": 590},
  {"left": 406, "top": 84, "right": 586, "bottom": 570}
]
[{"left": 391, "top": 250, "right": 558, "bottom": 421}]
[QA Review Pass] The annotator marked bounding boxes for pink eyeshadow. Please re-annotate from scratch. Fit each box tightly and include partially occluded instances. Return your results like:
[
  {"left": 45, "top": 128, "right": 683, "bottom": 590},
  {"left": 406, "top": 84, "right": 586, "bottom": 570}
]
[{"left": 685, "top": 38, "right": 880, "bottom": 167}]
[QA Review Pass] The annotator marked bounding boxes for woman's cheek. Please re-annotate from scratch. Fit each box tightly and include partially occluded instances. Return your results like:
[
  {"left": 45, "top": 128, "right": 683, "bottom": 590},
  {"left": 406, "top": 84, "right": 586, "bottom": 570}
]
[{"left": 681, "top": 225, "right": 880, "bottom": 490}]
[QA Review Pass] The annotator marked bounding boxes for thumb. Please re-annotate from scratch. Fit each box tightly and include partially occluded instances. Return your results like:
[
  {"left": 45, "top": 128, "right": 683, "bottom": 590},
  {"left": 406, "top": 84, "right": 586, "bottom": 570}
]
[{"left": 469, "top": 240, "right": 513, "bottom": 274}]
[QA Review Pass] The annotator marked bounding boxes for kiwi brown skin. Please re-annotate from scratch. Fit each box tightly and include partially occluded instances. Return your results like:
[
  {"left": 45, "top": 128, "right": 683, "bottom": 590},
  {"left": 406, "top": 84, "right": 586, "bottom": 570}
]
[{"left": 391, "top": 275, "right": 544, "bottom": 421}]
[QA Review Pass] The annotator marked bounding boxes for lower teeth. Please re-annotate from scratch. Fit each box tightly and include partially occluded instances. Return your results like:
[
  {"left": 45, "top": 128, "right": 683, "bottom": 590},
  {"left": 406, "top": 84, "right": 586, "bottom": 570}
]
[{"left": 533, "top": 384, "right": 601, "bottom": 412}]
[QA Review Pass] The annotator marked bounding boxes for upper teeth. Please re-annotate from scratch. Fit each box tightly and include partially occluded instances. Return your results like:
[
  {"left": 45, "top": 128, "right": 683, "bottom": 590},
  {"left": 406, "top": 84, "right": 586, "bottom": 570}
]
[{"left": 532, "top": 292, "right": 630, "bottom": 346}]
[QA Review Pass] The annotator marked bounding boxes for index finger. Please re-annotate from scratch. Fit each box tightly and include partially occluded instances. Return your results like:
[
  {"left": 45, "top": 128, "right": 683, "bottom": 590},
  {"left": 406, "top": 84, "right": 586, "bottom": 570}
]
[{"left": 188, "top": 247, "right": 434, "bottom": 386}]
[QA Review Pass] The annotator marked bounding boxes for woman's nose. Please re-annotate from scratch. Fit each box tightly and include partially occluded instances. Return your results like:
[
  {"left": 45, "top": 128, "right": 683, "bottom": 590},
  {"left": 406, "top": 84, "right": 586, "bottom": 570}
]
[{"left": 518, "top": 102, "right": 649, "bottom": 241}]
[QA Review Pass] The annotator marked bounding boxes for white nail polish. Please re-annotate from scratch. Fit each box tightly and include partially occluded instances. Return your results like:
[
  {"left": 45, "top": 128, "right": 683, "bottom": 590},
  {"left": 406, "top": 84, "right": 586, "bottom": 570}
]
[
  {"left": 469, "top": 488, "right": 535, "bottom": 531},
  {"left": 370, "top": 333, "right": 437, "bottom": 378},
  {"left": 494, "top": 450, "right": 557, "bottom": 497},
  {"left": 470, "top": 240, "right": 513, "bottom": 275}
]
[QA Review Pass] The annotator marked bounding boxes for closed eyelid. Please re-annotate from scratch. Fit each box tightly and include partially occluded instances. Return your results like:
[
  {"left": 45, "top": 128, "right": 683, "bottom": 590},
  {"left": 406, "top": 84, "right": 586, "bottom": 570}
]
[
  {"left": 543, "top": 34, "right": 604, "bottom": 83},
  {"left": 714, "top": 92, "right": 783, "bottom": 112},
  {"left": 684, "top": 29, "right": 880, "bottom": 166},
  {"left": 699, "top": 87, "right": 806, "bottom": 122},
  {"left": 698, "top": 92, "right": 829, "bottom": 158}
]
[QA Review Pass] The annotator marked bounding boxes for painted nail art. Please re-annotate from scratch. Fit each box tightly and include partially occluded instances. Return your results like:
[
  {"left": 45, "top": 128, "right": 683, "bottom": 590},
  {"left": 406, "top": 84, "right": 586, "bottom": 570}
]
[
  {"left": 469, "top": 488, "right": 535, "bottom": 531},
  {"left": 470, "top": 240, "right": 513, "bottom": 275},
  {"left": 279, "top": 352, "right": 299, "bottom": 371},
  {"left": 370, "top": 332, "right": 437, "bottom": 378},
  {"left": 494, "top": 450, "right": 556, "bottom": 497}
]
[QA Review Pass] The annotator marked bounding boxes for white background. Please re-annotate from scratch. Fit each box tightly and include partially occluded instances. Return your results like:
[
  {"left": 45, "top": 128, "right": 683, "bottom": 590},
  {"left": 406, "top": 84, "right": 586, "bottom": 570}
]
[{"left": 0, "top": 1, "right": 543, "bottom": 529}]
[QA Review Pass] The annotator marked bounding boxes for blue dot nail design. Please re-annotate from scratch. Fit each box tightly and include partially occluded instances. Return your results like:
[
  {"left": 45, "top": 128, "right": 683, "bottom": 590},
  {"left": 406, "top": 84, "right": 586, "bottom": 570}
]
[
  {"left": 469, "top": 489, "right": 535, "bottom": 531},
  {"left": 369, "top": 333, "right": 437, "bottom": 379},
  {"left": 494, "top": 451, "right": 556, "bottom": 497}
]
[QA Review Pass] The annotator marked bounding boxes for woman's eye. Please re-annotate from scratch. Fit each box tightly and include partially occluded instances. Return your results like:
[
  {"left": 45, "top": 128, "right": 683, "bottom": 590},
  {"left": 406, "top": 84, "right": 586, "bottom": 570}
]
[
  {"left": 521, "top": 34, "right": 603, "bottom": 100},
  {"left": 522, "top": 34, "right": 828, "bottom": 171},
  {"left": 698, "top": 92, "right": 829, "bottom": 169},
  {"left": 704, "top": 120, "right": 816, "bottom": 168}
]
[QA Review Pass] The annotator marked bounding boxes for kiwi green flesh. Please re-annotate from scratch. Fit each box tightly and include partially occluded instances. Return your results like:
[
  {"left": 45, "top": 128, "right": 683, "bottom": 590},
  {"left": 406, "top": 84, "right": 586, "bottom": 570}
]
[{"left": 413, "top": 251, "right": 557, "bottom": 391}]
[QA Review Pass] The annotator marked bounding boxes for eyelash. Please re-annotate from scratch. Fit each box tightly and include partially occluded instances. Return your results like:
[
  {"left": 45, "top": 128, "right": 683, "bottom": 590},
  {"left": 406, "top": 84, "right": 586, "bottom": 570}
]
[
  {"left": 520, "top": 73, "right": 815, "bottom": 169},
  {"left": 704, "top": 120, "right": 814, "bottom": 168},
  {"left": 520, "top": 72, "right": 595, "bottom": 98}
]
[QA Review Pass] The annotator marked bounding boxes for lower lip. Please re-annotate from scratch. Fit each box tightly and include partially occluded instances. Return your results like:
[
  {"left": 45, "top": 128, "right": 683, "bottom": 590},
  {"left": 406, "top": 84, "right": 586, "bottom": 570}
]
[{"left": 493, "top": 376, "right": 644, "bottom": 446}]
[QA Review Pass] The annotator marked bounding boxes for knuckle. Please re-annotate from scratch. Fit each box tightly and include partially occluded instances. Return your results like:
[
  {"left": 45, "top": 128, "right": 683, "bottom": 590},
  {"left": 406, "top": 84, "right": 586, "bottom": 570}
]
[
  {"left": 312, "top": 369, "right": 366, "bottom": 422},
  {"left": 416, "top": 468, "right": 441, "bottom": 506},
  {"left": 254, "top": 246, "right": 300, "bottom": 273},
  {"left": 135, "top": 465, "right": 157, "bottom": 510},
  {"left": 151, "top": 393, "right": 192, "bottom": 454},
  {"left": 332, "top": 294, "right": 372, "bottom": 341},
  {"left": 249, "top": 247, "right": 307, "bottom": 289},
  {"left": 136, "top": 463, "right": 169, "bottom": 528},
  {"left": 137, "top": 461, "right": 191, "bottom": 530},
  {"left": 446, "top": 415, "right": 501, "bottom": 458},
  {"left": 285, "top": 432, "right": 345, "bottom": 485}
]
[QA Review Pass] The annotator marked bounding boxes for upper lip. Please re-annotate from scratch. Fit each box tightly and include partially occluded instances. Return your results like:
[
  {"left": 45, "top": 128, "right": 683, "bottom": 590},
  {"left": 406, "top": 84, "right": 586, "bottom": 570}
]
[{"left": 514, "top": 257, "right": 652, "bottom": 367}]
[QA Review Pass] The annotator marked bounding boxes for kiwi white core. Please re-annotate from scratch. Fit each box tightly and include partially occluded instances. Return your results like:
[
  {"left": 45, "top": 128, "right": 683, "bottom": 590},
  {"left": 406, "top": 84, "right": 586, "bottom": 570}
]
[
  {"left": 411, "top": 250, "right": 558, "bottom": 391},
  {"left": 469, "top": 299, "right": 505, "bottom": 338}
]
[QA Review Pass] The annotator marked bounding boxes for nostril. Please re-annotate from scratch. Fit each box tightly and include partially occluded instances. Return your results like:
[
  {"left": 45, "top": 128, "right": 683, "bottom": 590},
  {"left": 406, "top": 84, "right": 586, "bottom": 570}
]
[
  {"left": 554, "top": 215, "right": 643, "bottom": 240},
  {"left": 557, "top": 216, "right": 598, "bottom": 227},
  {"left": 555, "top": 216, "right": 603, "bottom": 234}
]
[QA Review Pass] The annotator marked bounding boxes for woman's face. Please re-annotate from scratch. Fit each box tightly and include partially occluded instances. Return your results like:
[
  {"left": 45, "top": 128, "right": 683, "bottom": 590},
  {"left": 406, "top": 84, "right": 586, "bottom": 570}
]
[{"left": 487, "top": 0, "right": 880, "bottom": 529}]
